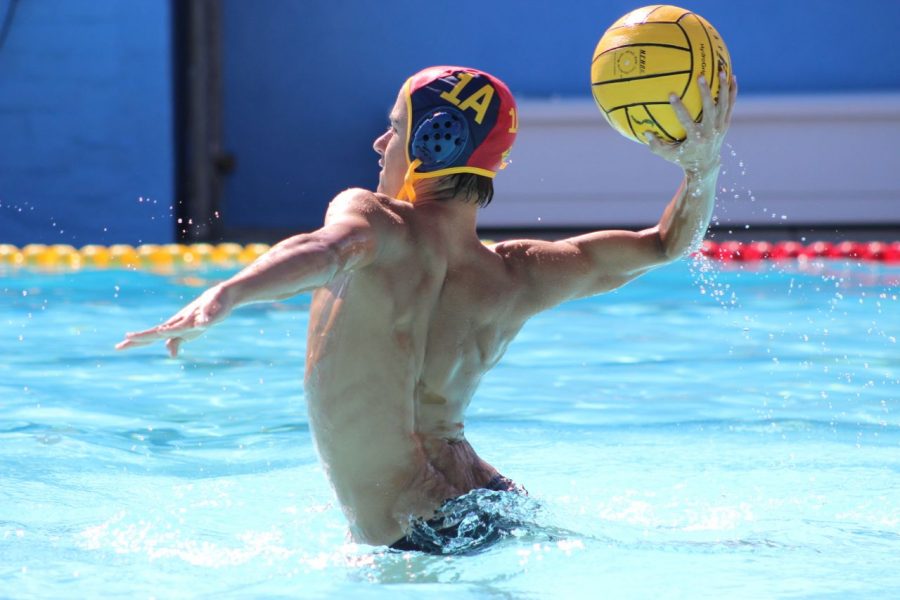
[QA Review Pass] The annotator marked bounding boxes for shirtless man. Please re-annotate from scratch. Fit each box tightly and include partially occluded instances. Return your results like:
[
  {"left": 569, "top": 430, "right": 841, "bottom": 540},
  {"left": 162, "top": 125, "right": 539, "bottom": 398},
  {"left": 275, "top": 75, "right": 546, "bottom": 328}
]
[{"left": 117, "top": 66, "right": 737, "bottom": 552}]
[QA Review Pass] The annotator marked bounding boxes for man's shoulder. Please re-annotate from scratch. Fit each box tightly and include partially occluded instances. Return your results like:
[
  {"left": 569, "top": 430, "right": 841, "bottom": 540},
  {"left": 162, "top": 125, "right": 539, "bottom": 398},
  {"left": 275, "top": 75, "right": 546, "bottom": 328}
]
[
  {"left": 490, "top": 238, "right": 558, "bottom": 267},
  {"left": 326, "top": 188, "right": 407, "bottom": 230},
  {"left": 324, "top": 188, "right": 410, "bottom": 263},
  {"left": 327, "top": 187, "right": 394, "bottom": 216}
]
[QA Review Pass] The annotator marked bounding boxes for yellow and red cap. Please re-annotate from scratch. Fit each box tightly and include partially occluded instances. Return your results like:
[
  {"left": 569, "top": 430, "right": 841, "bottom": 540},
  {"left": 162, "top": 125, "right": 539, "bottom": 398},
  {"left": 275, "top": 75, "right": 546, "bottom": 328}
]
[{"left": 398, "top": 66, "right": 518, "bottom": 202}]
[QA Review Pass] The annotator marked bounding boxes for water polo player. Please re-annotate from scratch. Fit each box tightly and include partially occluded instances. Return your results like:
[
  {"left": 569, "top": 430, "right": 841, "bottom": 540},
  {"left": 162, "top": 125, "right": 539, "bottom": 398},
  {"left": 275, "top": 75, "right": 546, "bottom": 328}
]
[{"left": 118, "top": 66, "right": 737, "bottom": 554}]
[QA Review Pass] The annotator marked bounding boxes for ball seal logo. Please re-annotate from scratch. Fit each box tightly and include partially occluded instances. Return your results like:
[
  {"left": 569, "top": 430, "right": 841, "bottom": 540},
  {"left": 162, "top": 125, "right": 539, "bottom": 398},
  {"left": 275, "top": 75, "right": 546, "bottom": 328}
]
[
  {"left": 614, "top": 49, "right": 648, "bottom": 77},
  {"left": 615, "top": 50, "right": 638, "bottom": 75}
]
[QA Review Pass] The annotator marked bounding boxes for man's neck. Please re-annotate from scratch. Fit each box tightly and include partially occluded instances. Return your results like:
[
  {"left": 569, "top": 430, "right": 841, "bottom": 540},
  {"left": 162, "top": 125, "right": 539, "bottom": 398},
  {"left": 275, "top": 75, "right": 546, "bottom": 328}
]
[
  {"left": 406, "top": 194, "right": 481, "bottom": 255},
  {"left": 413, "top": 194, "right": 478, "bottom": 223}
]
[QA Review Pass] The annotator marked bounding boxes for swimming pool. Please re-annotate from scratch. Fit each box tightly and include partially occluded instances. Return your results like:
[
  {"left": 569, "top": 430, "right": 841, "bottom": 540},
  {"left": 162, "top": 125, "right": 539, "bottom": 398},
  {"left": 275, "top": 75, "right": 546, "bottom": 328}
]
[{"left": 2, "top": 256, "right": 898, "bottom": 598}]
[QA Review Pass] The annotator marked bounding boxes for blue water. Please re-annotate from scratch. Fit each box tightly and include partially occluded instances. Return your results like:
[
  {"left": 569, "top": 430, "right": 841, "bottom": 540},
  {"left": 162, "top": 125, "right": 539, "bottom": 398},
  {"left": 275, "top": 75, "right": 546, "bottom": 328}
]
[{"left": 1, "top": 259, "right": 898, "bottom": 598}]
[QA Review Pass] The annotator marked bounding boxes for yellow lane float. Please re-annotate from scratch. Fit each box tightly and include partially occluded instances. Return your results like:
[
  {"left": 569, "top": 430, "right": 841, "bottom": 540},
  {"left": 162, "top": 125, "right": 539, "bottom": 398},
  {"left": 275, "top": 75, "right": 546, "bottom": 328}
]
[{"left": 0, "top": 243, "right": 272, "bottom": 270}]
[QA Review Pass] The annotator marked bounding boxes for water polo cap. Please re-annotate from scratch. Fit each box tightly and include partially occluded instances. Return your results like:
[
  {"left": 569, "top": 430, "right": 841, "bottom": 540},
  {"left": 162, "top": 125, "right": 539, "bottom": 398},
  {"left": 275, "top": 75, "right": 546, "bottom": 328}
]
[{"left": 397, "top": 66, "right": 518, "bottom": 202}]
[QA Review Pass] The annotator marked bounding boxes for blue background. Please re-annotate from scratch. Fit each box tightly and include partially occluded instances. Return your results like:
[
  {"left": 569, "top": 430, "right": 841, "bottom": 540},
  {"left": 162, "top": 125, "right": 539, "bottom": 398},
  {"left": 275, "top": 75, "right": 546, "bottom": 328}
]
[
  {"left": 1, "top": 0, "right": 899, "bottom": 244},
  {"left": 0, "top": 0, "right": 173, "bottom": 246}
]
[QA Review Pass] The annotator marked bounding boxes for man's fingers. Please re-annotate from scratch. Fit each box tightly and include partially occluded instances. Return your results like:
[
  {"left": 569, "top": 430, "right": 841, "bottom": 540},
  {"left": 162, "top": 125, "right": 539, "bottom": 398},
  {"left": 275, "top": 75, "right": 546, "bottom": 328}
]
[
  {"left": 125, "top": 313, "right": 201, "bottom": 340},
  {"left": 714, "top": 71, "right": 729, "bottom": 131},
  {"left": 116, "top": 332, "right": 191, "bottom": 355},
  {"left": 715, "top": 72, "right": 735, "bottom": 131},
  {"left": 643, "top": 130, "right": 668, "bottom": 154},
  {"left": 115, "top": 334, "right": 160, "bottom": 351},
  {"left": 669, "top": 93, "right": 697, "bottom": 136},
  {"left": 698, "top": 75, "right": 716, "bottom": 134},
  {"left": 116, "top": 316, "right": 203, "bottom": 351},
  {"left": 116, "top": 338, "right": 145, "bottom": 351},
  {"left": 114, "top": 288, "right": 227, "bottom": 355},
  {"left": 165, "top": 337, "right": 183, "bottom": 358},
  {"left": 723, "top": 74, "right": 738, "bottom": 127},
  {"left": 119, "top": 327, "right": 172, "bottom": 344}
]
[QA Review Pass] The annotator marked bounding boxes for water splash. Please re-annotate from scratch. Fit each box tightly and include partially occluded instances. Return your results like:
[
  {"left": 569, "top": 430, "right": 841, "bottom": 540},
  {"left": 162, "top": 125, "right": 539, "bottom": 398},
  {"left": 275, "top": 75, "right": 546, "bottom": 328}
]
[
  {"left": 396, "top": 489, "right": 543, "bottom": 556},
  {"left": 692, "top": 146, "right": 899, "bottom": 433}
]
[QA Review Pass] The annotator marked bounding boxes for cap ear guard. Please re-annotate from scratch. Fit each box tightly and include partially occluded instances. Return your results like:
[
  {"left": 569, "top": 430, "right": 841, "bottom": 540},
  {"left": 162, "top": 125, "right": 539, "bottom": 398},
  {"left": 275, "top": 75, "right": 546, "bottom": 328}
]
[{"left": 410, "top": 107, "right": 469, "bottom": 170}]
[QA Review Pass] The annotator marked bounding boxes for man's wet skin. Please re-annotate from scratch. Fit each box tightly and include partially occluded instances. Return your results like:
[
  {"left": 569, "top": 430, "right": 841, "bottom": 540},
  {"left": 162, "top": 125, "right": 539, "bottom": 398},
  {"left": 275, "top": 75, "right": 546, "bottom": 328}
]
[
  {"left": 303, "top": 183, "right": 534, "bottom": 545},
  {"left": 116, "top": 68, "right": 737, "bottom": 548}
]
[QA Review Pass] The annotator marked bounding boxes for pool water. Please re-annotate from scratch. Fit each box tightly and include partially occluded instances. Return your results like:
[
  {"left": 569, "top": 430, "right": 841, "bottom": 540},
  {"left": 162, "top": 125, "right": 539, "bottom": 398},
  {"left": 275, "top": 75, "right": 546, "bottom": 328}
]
[{"left": 1, "top": 258, "right": 898, "bottom": 598}]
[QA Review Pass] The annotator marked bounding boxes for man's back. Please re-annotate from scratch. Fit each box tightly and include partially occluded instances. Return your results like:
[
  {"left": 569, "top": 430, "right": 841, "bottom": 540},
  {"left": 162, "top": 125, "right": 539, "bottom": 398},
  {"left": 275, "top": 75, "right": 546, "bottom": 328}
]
[
  {"left": 305, "top": 191, "right": 529, "bottom": 545},
  {"left": 115, "top": 66, "right": 735, "bottom": 552}
]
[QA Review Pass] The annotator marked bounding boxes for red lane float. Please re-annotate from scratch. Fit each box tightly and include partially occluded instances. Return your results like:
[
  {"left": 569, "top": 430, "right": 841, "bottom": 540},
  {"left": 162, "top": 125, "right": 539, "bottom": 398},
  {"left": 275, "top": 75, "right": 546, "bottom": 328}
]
[{"left": 698, "top": 241, "right": 900, "bottom": 263}]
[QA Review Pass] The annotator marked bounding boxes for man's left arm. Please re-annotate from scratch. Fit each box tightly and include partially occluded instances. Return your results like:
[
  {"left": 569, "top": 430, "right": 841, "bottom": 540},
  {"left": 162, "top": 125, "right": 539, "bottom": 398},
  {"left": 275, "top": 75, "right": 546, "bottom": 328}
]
[{"left": 499, "top": 72, "right": 737, "bottom": 314}]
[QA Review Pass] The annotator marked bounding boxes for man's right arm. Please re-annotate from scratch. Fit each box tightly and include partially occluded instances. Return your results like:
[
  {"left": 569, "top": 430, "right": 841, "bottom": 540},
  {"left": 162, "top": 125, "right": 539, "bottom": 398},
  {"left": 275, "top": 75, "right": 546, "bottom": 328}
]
[
  {"left": 223, "top": 192, "right": 383, "bottom": 305},
  {"left": 116, "top": 188, "right": 390, "bottom": 356}
]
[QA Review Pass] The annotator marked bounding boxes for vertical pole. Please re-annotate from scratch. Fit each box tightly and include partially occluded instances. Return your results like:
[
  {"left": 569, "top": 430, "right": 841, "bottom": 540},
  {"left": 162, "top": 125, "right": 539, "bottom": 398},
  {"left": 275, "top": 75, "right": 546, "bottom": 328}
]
[{"left": 173, "top": 0, "right": 230, "bottom": 242}]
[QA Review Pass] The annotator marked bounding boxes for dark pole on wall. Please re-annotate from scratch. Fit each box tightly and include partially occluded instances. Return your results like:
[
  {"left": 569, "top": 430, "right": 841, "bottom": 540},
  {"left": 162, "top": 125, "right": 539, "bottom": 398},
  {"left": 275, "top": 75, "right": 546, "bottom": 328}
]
[
  {"left": 0, "top": 0, "right": 20, "bottom": 52},
  {"left": 172, "top": 0, "right": 233, "bottom": 242}
]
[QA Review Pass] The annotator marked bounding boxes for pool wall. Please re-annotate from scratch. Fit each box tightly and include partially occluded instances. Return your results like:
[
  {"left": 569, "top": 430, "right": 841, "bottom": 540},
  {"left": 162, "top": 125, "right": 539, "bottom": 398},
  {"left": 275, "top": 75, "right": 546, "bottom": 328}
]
[
  {"left": 0, "top": 0, "right": 174, "bottom": 246},
  {"left": 1, "top": 1, "right": 899, "bottom": 245},
  {"left": 220, "top": 0, "right": 900, "bottom": 235},
  {"left": 479, "top": 93, "right": 900, "bottom": 229}
]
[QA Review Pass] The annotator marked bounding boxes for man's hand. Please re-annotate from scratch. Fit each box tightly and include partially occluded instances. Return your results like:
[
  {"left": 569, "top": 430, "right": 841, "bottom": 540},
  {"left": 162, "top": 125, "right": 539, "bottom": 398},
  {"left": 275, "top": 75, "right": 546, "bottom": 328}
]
[
  {"left": 115, "top": 283, "right": 235, "bottom": 357},
  {"left": 645, "top": 71, "right": 738, "bottom": 174}
]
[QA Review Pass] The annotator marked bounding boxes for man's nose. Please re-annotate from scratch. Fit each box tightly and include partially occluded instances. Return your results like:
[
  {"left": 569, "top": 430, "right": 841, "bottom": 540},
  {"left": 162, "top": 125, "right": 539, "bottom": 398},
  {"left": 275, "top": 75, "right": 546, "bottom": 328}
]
[{"left": 373, "top": 131, "right": 388, "bottom": 154}]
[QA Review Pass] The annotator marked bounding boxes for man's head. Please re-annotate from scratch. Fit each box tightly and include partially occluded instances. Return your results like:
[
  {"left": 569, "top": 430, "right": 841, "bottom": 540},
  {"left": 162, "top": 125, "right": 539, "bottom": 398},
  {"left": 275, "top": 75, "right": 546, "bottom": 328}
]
[{"left": 373, "top": 66, "right": 517, "bottom": 206}]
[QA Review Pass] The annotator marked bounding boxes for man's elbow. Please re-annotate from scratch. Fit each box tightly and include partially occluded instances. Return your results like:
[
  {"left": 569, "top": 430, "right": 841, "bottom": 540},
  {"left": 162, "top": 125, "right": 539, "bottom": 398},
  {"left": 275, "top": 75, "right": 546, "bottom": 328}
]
[
  {"left": 657, "top": 230, "right": 701, "bottom": 264},
  {"left": 650, "top": 229, "right": 679, "bottom": 264}
]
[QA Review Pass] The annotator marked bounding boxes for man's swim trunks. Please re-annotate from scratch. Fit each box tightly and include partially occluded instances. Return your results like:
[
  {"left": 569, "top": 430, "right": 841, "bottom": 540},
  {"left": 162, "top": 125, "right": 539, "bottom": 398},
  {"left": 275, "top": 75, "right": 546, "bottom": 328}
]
[{"left": 389, "top": 474, "right": 526, "bottom": 555}]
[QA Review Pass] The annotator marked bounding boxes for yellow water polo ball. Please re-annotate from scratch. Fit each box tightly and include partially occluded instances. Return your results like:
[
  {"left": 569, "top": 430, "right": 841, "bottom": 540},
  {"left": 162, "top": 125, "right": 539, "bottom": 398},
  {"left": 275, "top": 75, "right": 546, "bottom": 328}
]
[{"left": 590, "top": 4, "right": 731, "bottom": 144}]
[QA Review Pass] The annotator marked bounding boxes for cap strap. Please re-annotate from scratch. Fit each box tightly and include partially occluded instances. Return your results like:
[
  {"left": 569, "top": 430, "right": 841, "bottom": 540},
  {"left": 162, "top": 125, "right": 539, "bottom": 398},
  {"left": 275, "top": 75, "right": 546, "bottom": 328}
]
[{"left": 397, "top": 158, "right": 423, "bottom": 203}]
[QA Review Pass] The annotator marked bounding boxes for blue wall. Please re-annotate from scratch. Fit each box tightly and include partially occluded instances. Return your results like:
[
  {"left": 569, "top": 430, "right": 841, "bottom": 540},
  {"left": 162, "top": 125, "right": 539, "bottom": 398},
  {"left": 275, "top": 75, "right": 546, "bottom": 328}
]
[
  {"left": 0, "top": 0, "right": 173, "bottom": 246},
  {"left": 221, "top": 0, "right": 900, "bottom": 232},
  {"left": 2, "top": 1, "right": 898, "bottom": 243}
]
